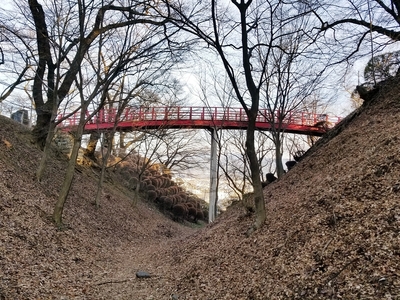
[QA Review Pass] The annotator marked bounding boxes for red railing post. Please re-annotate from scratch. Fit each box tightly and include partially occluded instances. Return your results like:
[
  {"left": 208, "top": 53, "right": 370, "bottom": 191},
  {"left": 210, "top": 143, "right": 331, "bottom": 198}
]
[
  {"left": 99, "top": 109, "right": 104, "bottom": 123},
  {"left": 111, "top": 107, "right": 116, "bottom": 122},
  {"left": 124, "top": 107, "right": 129, "bottom": 121},
  {"left": 108, "top": 108, "right": 112, "bottom": 122},
  {"left": 163, "top": 107, "right": 167, "bottom": 120}
]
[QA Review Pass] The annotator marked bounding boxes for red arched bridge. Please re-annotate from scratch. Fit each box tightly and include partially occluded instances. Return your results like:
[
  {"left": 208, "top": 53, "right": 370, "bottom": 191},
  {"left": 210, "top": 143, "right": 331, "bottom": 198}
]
[{"left": 59, "top": 106, "right": 341, "bottom": 136}]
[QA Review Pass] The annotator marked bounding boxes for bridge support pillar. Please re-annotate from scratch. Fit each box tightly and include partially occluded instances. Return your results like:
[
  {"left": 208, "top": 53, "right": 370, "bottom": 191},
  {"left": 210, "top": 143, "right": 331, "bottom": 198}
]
[{"left": 209, "top": 128, "right": 218, "bottom": 223}]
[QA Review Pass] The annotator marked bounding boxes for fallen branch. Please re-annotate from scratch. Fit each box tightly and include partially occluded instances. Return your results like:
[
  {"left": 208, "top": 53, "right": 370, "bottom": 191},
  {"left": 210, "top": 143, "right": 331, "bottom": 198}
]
[
  {"left": 96, "top": 274, "right": 162, "bottom": 285},
  {"left": 321, "top": 237, "right": 334, "bottom": 255},
  {"left": 325, "top": 257, "right": 360, "bottom": 285},
  {"left": 96, "top": 278, "right": 135, "bottom": 285}
]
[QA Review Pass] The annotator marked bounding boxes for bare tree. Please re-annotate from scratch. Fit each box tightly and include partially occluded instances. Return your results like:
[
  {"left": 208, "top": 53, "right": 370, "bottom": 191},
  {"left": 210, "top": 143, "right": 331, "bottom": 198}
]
[
  {"left": 127, "top": 128, "right": 174, "bottom": 205},
  {"left": 0, "top": 4, "right": 34, "bottom": 103},
  {"left": 317, "top": 1, "right": 400, "bottom": 43},
  {"left": 363, "top": 50, "right": 400, "bottom": 84},
  {"left": 1, "top": 0, "right": 172, "bottom": 150},
  {"left": 52, "top": 54, "right": 126, "bottom": 226},
  {"left": 168, "top": 0, "right": 330, "bottom": 230},
  {"left": 252, "top": 4, "right": 329, "bottom": 178},
  {"left": 310, "top": 0, "right": 400, "bottom": 76},
  {"left": 194, "top": 71, "right": 235, "bottom": 221},
  {"left": 91, "top": 77, "right": 144, "bottom": 208},
  {"left": 7, "top": 0, "right": 184, "bottom": 227},
  {"left": 218, "top": 130, "right": 274, "bottom": 204},
  {"left": 195, "top": 68, "right": 275, "bottom": 220},
  {"left": 167, "top": 0, "right": 265, "bottom": 229},
  {"left": 92, "top": 85, "right": 194, "bottom": 208},
  {"left": 153, "top": 129, "right": 207, "bottom": 175}
]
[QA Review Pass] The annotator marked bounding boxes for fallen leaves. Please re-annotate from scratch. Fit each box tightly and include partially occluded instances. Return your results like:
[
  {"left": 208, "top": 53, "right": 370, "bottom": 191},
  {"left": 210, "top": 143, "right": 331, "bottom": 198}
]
[
  {"left": 1, "top": 138, "right": 12, "bottom": 149},
  {"left": 1, "top": 78, "right": 400, "bottom": 299}
]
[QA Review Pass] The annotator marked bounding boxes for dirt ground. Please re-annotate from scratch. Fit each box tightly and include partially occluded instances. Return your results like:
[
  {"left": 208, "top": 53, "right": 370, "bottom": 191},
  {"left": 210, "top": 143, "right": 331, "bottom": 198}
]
[{"left": 1, "top": 76, "right": 399, "bottom": 299}]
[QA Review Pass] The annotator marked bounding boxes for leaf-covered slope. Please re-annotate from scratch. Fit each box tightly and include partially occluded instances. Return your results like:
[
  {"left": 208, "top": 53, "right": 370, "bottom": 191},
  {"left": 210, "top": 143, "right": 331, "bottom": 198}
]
[
  {"left": 0, "top": 116, "right": 194, "bottom": 299},
  {"left": 159, "top": 78, "right": 400, "bottom": 299},
  {"left": 1, "top": 76, "right": 399, "bottom": 299}
]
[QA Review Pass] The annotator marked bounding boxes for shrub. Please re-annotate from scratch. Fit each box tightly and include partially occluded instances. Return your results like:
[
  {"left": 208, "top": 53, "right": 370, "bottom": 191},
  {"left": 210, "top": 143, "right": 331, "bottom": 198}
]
[
  {"left": 147, "top": 190, "right": 157, "bottom": 201},
  {"left": 172, "top": 204, "right": 188, "bottom": 222}
]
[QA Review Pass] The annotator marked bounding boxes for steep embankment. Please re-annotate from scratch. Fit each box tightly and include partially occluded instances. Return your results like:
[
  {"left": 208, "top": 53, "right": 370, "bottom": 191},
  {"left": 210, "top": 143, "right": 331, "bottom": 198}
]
[
  {"left": 154, "top": 78, "right": 400, "bottom": 299},
  {"left": 1, "top": 76, "right": 399, "bottom": 300},
  {"left": 0, "top": 116, "right": 195, "bottom": 299}
]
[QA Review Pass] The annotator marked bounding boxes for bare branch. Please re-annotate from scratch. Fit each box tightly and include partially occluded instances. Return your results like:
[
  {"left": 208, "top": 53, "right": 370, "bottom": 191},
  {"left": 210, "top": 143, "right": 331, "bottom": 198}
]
[{"left": 321, "top": 18, "right": 400, "bottom": 41}]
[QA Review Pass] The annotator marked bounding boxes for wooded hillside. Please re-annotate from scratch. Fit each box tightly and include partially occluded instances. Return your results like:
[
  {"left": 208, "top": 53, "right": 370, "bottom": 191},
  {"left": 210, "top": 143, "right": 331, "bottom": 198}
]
[{"left": 1, "top": 76, "right": 399, "bottom": 299}]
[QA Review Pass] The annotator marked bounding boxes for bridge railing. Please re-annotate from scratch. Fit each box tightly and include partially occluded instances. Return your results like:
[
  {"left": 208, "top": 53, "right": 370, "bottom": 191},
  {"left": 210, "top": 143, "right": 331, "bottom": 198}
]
[{"left": 59, "top": 106, "right": 341, "bottom": 128}]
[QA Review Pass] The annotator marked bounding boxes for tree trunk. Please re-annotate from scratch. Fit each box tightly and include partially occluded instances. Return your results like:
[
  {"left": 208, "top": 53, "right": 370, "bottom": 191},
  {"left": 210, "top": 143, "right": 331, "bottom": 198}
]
[
  {"left": 94, "top": 165, "right": 106, "bottom": 208},
  {"left": 103, "top": 131, "right": 114, "bottom": 155},
  {"left": 36, "top": 120, "right": 57, "bottom": 181},
  {"left": 53, "top": 128, "right": 83, "bottom": 227},
  {"left": 119, "top": 132, "right": 125, "bottom": 147},
  {"left": 274, "top": 133, "right": 285, "bottom": 178},
  {"left": 35, "top": 91, "right": 60, "bottom": 181},
  {"left": 32, "top": 105, "right": 53, "bottom": 149},
  {"left": 94, "top": 132, "right": 114, "bottom": 207},
  {"left": 132, "top": 180, "right": 141, "bottom": 206},
  {"left": 29, "top": 0, "right": 57, "bottom": 149},
  {"left": 209, "top": 128, "right": 218, "bottom": 223},
  {"left": 246, "top": 117, "right": 266, "bottom": 230},
  {"left": 84, "top": 131, "right": 100, "bottom": 160}
]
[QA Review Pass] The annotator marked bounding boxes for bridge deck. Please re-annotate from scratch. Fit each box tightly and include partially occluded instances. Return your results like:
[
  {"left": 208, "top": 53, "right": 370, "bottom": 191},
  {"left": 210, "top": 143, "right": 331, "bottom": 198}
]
[{"left": 59, "top": 106, "right": 341, "bottom": 136}]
